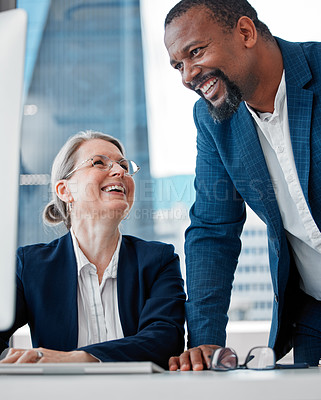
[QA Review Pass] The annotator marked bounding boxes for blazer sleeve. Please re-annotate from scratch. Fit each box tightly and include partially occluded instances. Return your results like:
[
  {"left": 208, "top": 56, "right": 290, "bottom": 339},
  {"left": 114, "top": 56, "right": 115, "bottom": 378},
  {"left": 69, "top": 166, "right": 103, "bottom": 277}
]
[
  {"left": 0, "top": 249, "right": 29, "bottom": 353},
  {"left": 78, "top": 243, "right": 185, "bottom": 370},
  {"left": 185, "top": 100, "right": 246, "bottom": 349}
]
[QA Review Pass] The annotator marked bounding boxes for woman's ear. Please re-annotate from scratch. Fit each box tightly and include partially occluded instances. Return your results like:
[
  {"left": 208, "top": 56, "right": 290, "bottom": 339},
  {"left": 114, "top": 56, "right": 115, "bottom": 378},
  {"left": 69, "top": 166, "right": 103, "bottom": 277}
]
[{"left": 55, "top": 180, "right": 74, "bottom": 203}]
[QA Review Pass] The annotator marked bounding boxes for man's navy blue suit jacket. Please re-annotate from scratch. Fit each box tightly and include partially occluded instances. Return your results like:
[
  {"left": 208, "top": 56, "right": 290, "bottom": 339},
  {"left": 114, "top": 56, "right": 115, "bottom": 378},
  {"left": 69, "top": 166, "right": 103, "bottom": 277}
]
[
  {"left": 0, "top": 233, "right": 185, "bottom": 369},
  {"left": 185, "top": 37, "right": 321, "bottom": 360}
]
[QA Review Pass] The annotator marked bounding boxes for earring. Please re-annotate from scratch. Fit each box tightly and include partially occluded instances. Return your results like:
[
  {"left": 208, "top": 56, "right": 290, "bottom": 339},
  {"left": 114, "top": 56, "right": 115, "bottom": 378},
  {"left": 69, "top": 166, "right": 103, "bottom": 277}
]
[
  {"left": 67, "top": 202, "right": 73, "bottom": 214},
  {"left": 66, "top": 195, "right": 73, "bottom": 214}
]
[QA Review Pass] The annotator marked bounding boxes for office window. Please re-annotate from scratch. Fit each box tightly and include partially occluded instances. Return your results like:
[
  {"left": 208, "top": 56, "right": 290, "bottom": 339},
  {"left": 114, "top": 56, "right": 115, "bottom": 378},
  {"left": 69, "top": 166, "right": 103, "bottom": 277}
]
[
  {"left": 18, "top": 0, "right": 154, "bottom": 247},
  {"left": 17, "top": 0, "right": 321, "bottom": 328},
  {"left": 17, "top": 0, "right": 272, "bottom": 323}
]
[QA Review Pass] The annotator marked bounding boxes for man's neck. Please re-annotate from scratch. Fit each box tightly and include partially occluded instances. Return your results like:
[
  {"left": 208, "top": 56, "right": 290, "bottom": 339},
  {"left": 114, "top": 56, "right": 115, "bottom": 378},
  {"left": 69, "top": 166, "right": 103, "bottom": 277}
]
[{"left": 246, "top": 39, "right": 284, "bottom": 114}]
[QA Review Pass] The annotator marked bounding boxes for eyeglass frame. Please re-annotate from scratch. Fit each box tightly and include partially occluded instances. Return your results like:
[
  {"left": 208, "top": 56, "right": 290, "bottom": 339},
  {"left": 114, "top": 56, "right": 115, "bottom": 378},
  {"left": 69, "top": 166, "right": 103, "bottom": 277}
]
[
  {"left": 64, "top": 154, "right": 141, "bottom": 179},
  {"left": 209, "top": 346, "right": 276, "bottom": 371}
]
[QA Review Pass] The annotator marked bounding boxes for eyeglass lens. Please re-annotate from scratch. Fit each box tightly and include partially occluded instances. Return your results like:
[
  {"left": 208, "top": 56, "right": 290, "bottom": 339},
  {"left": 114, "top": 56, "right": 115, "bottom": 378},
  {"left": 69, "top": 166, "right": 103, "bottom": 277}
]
[
  {"left": 210, "top": 347, "right": 238, "bottom": 371},
  {"left": 91, "top": 155, "right": 138, "bottom": 176},
  {"left": 210, "top": 346, "right": 275, "bottom": 371},
  {"left": 245, "top": 347, "right": 275, "bottom": 370}
]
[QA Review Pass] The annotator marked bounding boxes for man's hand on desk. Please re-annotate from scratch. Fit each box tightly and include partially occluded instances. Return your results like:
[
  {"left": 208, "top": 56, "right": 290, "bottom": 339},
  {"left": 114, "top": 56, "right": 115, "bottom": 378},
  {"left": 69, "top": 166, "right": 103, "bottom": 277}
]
[
  {"left": 169, "top": 345, "right": 221, "bottom": 371},
  {"left": 0, "top": 347, "right": 98, "bottom": 363}
]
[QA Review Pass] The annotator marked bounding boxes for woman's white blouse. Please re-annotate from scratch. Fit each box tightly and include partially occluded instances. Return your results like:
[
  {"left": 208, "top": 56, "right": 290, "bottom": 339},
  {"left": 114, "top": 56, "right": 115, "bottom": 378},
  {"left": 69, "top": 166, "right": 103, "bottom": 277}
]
[{"left": 70, "top": 228, "right": 124, "bottom": 348}]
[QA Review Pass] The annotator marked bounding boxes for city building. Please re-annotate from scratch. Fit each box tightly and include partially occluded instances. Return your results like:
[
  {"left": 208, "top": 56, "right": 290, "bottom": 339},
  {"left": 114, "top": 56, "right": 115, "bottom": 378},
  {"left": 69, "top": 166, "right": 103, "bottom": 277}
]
[
  {"left": 17, "top": 0, "right": 153, "bottom": 246},
  {"left": 16, "top": 0, "right": 272, "bottom": 323}
]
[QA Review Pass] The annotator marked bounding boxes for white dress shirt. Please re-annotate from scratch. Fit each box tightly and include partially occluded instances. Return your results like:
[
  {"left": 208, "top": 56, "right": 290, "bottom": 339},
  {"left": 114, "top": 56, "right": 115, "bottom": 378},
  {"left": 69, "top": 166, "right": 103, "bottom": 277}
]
[
  {"left": 70, "top": 228, "right": 124, "bottom": 348},
  {"left": 246, "top": 71, "right": 321, "bottom": 300}
]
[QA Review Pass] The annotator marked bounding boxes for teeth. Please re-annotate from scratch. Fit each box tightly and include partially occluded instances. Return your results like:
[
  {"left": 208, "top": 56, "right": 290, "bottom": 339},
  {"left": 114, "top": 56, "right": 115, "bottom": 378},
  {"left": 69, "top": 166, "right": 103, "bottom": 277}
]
[
  {"left": 200, "top": 78, "right": 218, "bottom": 94},
  {"left": 103, "top": 185, "right": 125, "bottom": 193}
]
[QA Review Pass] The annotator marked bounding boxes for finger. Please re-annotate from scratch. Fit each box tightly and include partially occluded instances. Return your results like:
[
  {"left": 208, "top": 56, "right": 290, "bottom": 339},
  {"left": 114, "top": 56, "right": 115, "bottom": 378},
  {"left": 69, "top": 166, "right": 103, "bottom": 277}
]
[
  {"left": 198, "top": 345, "right": 220, "bottom": 369},
  {"left": 0, "top": 351, "right": 24, "bottom": 364},
  {"left": 33, "top": 348, "right": 46, "bottom": 363},
  {"left": 36, "top": 349, "right": 48, "bottom": 364},
  {"left": 0, "top": 348, "right": 26, "bottom": 364},
  {"left": 199, "top": 345, "right": 221, "bottom": 369},
  {"left": 179, "top": 350, "right": 194, "bottom": 371},
  {"left": 168, "top": 356, "right": 180, "bottom": 371},
  {"left": 6, "top": 348, "right": 24, "bottom": 357},
  {"left": 16, "top": 349, "right": 40, "bottom": 364},
  {"left": 189, "top": 347, "right": 205, "bottom": 371}
]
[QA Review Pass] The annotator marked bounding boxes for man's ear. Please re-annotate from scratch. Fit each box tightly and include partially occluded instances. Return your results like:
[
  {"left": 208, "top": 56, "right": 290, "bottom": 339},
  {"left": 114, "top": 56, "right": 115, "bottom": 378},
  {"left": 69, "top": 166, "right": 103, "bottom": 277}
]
[
  {"left": 236, "top": 16, "right": 257, "bottom": 49},
  {"left": 55, "top": 180, "right": 73, "bottom": 203}
]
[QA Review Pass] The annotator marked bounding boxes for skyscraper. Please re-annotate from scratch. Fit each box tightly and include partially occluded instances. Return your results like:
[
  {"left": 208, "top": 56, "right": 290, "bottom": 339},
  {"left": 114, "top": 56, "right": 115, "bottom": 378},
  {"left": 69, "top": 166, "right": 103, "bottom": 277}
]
[{"left": 18, "top": 0, "right": 153, "bottom": 246}]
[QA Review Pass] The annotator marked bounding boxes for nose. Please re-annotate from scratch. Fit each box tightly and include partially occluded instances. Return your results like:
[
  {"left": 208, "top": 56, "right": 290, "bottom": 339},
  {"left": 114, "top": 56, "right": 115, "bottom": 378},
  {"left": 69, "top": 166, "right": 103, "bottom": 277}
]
[
  {"left": 182, "top": 61, "right": 201, "bottom": 86},
  {"left": 109, "top": 161, "right": 125, "bottom": 177}
]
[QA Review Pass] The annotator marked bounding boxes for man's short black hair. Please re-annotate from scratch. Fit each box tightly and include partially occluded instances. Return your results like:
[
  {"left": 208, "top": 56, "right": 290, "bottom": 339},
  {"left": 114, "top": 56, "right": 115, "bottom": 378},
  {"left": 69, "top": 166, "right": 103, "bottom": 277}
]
[{"left": 165, "top": 0, "right": 273, "bottom": 41}]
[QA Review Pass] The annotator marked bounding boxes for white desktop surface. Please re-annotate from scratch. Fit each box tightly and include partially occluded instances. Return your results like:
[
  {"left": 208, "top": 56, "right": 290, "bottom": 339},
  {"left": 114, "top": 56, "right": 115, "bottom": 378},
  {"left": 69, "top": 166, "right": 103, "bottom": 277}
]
[{"left": 1, "top": 367, "right": 321, "bottom": 400}]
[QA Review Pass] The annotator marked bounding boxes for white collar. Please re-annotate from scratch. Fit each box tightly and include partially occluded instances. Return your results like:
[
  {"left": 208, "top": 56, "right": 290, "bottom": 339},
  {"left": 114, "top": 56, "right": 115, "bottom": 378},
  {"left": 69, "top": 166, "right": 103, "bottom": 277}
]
[{"left": 246, "top": 70, "right": 286, "bottom": 123}]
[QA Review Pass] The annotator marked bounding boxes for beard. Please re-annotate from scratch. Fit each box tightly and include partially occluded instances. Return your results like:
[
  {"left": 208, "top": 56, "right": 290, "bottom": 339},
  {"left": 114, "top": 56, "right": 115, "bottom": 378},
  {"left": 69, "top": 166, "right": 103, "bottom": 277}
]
[{"left": 193, "top": 69, "right": 243, "bottom": 123}]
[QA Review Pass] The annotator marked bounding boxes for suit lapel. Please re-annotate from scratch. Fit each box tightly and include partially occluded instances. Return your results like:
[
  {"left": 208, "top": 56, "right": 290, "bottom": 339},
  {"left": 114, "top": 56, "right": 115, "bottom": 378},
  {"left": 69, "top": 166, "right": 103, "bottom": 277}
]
[
  {"left": 287, "top": 86, "right": 312, "bottom": 202},
  {"left": 231, "top": 38, "right": 314, "bottom": 236},
  {"left": 46, "top": 234, "right": 139, "bottom": 347},
  {"left": 232, "top": 104, "right": 282, "bottom": 238},
  {"left": 46, "top": 233, "right": 79, "bottom": 350},
  {"left": 117, "top": 237, "right": 139, "bottom": 337},
  {"left": 277, "top": 38, "right": 313, "bottom": 203}
]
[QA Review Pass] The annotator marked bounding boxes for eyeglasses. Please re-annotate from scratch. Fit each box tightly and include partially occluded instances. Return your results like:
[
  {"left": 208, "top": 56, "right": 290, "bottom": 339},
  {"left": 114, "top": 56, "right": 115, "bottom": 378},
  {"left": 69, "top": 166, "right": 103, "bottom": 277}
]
[
  {"left": 210, "top": 346, "right": 276, "bottom": 371},
  {"left": 64, "top": 154, "right": 140, "bottom": 179}
]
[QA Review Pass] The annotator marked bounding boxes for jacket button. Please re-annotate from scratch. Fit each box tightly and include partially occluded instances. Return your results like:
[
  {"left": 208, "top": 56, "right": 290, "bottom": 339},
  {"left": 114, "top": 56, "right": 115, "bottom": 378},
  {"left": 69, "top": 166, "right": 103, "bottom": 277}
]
[{"left": 274, "top": 294, "right": 279, "bottom": 303}]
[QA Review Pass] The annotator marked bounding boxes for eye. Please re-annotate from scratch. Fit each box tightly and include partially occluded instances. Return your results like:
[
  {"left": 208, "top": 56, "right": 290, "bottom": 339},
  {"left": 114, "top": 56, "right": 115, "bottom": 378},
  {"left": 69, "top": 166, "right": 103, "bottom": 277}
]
[
  {"left": 93, "top": 160, "right": 103, "bottom": 166},
  {"left": 93, "top": 160, "right": 104, "bottom": 166},
  {"left": 92, "top": 156, "right": 107, "bottom": 168},
  {"left": 119, "top": 160, "right": 129, "bottom": 171},
  {"left": 191, "top": 47, "right": 202, "bottom": 56},
  {"left": 174, "top": 62, "right": 183, "bottom": 71}
]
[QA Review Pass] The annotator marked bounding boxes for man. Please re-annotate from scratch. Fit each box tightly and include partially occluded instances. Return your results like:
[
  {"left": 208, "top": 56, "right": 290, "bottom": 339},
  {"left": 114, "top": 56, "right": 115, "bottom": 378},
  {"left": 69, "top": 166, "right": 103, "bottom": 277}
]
[{"left": 164, "top": 0, "right": 321, "bottom": 370}]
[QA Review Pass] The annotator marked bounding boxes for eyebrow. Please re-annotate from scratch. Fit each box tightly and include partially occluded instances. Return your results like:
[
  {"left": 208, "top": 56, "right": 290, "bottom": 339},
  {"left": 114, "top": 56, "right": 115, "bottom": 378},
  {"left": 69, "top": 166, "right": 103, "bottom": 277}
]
[{"left": 89, "top": 153, "right": 125, "bottom": 162}]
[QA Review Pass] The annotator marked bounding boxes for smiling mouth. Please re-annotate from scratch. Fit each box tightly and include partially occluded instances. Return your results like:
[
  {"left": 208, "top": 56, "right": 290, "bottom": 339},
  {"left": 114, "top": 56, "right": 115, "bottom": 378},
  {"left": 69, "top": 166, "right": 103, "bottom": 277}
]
[
  {"left": 101, "top": 185, "right": 126, "bottom": 194},
  {"left": 199, "top": 78, "right": 218, "bottom": 96}
]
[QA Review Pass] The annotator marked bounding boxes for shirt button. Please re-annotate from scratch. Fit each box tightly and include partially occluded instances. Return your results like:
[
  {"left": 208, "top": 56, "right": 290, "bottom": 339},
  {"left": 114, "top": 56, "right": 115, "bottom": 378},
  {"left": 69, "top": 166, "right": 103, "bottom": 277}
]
[
  {"left": 287, "top": 175, "right": 294, "bottom": 183},
  {"left": 312, "top": 231, "right": 320, "bottom": 239},
  {"left": 276, "top": 146, "right": 284, "bottom": 153}
]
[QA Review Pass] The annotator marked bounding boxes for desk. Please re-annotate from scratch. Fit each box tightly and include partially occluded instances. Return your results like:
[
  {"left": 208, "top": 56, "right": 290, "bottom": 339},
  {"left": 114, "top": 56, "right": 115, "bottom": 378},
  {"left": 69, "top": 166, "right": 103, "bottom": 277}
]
[{"left": 1, "top": 368, "right": 321, "bottom": 400}]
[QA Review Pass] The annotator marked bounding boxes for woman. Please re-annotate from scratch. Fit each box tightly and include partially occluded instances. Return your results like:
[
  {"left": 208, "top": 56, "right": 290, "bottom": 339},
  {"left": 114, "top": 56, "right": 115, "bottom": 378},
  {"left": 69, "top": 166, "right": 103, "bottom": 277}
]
[{"left": 0, "top": 130, "right": 185, "bottom": 368}]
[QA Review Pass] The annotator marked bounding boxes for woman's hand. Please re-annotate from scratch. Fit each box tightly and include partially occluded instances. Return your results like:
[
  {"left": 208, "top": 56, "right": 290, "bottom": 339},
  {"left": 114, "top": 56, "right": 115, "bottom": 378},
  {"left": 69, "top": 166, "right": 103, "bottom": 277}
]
[{"left": 0, "top": 348, "right": 98, "bottom": 363}]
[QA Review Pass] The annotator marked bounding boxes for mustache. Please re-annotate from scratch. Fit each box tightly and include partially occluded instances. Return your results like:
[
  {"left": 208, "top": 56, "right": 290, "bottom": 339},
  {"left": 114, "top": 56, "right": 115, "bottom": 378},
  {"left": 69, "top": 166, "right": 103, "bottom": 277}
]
[{"left": 189, "top": 69, "right": 227, "bottom": 92}]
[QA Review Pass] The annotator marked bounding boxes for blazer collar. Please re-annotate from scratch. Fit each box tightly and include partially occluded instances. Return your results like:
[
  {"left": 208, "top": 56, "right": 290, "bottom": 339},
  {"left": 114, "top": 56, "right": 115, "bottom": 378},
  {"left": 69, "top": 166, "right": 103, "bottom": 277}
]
[
  {"left": 45, "top": 232, "right": 79, "bottom": 350},
  {"left": 232, "top": 38, "right": 313, "bottom": 235},
  {"left": 276, "top": 37, "right": 312, "bottom": 87},
  {"left": 116, "top": 236, "right": 139, "bottom": 337},
  {"left": 276, "top": 38, "right": 313, "bottom": 201},
  {"left": 231, "top": 104, "right": 282, "bottom": 238}
]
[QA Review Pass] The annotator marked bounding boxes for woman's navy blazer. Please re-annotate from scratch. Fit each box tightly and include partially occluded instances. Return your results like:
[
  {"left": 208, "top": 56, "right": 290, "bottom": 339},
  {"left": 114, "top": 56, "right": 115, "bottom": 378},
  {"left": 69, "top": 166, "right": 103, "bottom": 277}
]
[{"left": 0, "top": 233, "right": 186, "bottom": 369}]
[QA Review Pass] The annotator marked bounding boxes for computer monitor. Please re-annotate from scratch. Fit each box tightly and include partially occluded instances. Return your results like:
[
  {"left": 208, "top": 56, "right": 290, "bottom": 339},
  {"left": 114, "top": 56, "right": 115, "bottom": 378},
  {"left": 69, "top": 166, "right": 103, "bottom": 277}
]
[{"left": 0, "top": 8, "right": 27, "bottom": 330}]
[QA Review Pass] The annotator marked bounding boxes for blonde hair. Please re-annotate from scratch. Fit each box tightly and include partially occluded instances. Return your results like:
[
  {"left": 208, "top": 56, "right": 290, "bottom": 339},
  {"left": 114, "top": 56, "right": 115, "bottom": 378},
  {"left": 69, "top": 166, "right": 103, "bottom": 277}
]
[{"left": 43, "top": 130, "right": 125, "bottom": 230}]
